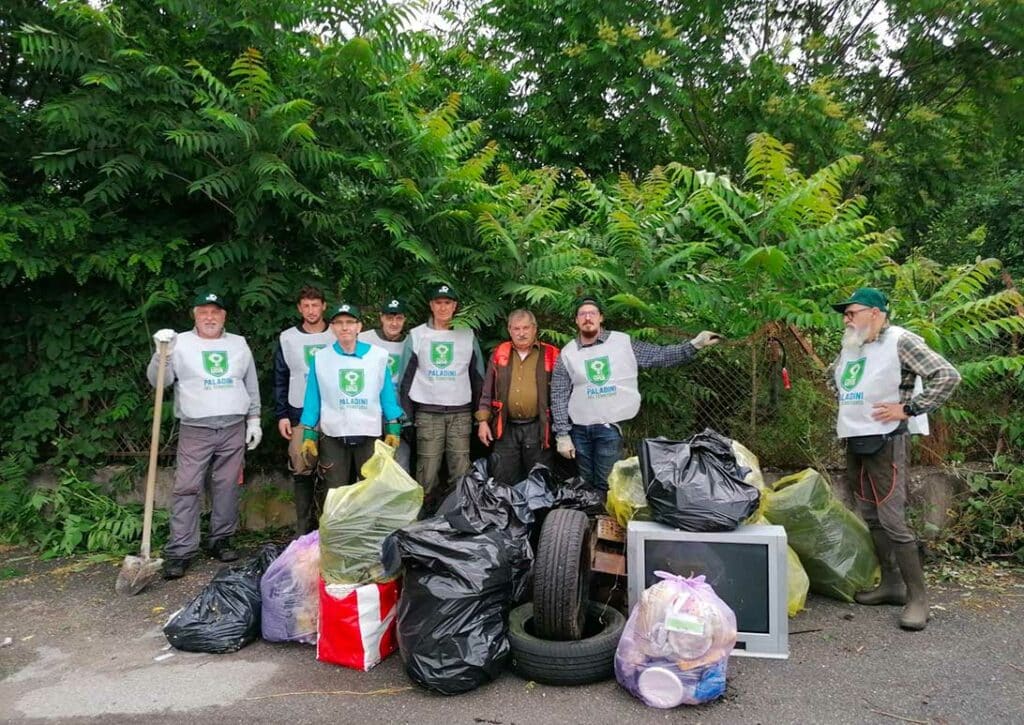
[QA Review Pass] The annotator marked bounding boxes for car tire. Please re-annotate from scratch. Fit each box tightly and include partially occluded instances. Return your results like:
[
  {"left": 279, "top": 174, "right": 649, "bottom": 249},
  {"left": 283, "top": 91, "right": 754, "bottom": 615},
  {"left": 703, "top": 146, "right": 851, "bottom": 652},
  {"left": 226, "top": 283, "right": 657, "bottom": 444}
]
[
  {"left": 533, "top": 508, "right": 592, "bottom": 640},
  {"left": 508, "top": 600, "right": 626, "bottom": 686}
]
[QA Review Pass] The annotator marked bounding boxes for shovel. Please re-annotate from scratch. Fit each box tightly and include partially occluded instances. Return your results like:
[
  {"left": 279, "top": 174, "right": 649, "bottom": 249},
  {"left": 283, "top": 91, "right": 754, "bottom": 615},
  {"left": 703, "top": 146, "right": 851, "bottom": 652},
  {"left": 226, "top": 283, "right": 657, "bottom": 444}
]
[{"left": 116, "top": 339, "right": 169, "bottom": 595}]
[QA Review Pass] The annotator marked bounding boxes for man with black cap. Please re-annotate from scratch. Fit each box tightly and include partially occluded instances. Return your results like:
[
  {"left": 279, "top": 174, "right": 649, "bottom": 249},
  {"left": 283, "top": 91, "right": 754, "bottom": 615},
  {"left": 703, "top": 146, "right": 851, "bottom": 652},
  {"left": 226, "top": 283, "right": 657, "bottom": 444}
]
[
  {"left": 399, "top": 283, "right": 485, "bottom": 497},
  {"left": 298, "top": 302, "right": 404, "bottom": 489},
  {"left": 273, "top": 284, "right": 335, "bottom": 535},
  {"left": 359, "top": 296, "right": 413, "bottom": 472},
  {"left": 830, "top": 287, "right": 960, "bottom": 631},
  {"left": 148, "top": 291, "right": 262, "bottom": 579},
  {"left": 550, "top": 295, "right": 722, "bottom": 491}
]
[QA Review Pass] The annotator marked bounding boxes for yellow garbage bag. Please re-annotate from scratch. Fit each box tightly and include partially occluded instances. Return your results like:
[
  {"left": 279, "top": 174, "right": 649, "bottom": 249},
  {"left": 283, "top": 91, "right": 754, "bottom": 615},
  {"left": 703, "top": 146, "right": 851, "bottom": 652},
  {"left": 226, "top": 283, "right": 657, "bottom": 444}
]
[
  {"left": 319, "top": 440, "right": 424, "bottom": 584},
  {"left": 605, "top": 456, "right": 651, "bottom": 528},
  {"left": 762, "top": 468, "right": 879, "bottom": 602}
]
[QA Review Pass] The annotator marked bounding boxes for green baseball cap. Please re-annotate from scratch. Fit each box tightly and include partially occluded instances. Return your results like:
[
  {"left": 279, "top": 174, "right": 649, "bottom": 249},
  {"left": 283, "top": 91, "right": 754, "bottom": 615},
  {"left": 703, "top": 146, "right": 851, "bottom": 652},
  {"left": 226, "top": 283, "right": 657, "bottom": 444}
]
[
  {"left": 832, "top": 287, "right": 889, "bottom": 314},
  {"left": 429, "top": 283, "right": 459, "bottom": 301},
  {"left": 192, "top": 291, "right": 227, "bottom": 309},
  {"left": 329, "top": 302, "right": 361, "bottom": 321},
  {"left": 382, "top": 296, "right": 408, "bottom": 315}
]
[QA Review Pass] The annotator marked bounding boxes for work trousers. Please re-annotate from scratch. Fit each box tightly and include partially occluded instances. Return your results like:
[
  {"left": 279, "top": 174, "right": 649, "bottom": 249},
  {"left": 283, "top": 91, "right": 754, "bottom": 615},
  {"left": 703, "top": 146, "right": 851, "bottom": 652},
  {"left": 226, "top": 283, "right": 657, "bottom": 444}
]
[
  {"left": 319, "top": 436, "right": 375, "bottom": 489},
  {"left": 166, "top": 421, "right": 245, "bottom": 559},
  {"left": 490, "top": 418, "right": 552, "bottom": 485},
  {"left": 845, "top": 433, "right": 915, "bottom": 544},
  {"left": 415, "top": 411, "right": 472, "bottom": 494}
]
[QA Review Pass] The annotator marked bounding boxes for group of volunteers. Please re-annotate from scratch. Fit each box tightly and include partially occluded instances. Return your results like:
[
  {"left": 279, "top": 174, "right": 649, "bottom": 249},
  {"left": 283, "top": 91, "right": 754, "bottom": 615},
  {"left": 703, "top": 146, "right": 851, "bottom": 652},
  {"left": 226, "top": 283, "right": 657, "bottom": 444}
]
[{"left": 146, "top": 282, "right": 960, "bottom": 631}]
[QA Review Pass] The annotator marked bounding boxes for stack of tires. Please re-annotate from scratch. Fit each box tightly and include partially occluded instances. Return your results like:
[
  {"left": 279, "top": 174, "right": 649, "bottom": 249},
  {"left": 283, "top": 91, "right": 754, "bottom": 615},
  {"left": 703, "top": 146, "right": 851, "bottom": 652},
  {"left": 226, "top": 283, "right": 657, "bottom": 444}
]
[{"left": 509, "top": 509, "right": 626, "bottom": 685}]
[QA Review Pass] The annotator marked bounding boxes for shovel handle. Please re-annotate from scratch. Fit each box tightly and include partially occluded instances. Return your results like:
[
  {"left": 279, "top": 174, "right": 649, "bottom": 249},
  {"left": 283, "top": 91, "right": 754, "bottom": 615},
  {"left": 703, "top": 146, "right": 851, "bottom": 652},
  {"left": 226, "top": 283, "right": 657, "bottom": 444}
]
[{"left": 141, "top": 341, "right": 169, "bottom": 559}]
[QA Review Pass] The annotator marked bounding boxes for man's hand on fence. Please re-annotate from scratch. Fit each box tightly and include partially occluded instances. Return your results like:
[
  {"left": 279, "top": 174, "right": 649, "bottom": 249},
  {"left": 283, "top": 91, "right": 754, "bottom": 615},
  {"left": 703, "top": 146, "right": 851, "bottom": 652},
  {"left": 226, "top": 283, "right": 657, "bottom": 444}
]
[{"left": 690, "top": 330, "right": 723, "bottom": 350}]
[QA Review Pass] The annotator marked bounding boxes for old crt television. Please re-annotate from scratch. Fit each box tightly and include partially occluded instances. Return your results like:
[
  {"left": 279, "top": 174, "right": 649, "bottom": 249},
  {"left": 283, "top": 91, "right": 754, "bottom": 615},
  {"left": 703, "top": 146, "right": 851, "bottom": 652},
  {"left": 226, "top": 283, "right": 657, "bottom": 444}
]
[{"left": 626, "top": 521, "right": 789, "bottom": 659}]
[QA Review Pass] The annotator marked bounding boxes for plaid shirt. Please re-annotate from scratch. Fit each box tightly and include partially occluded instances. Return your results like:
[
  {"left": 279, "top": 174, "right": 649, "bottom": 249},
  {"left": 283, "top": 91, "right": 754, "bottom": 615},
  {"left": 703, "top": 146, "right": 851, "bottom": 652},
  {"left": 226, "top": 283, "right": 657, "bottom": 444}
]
[
  {"left": 551, "top": 329, "right": 697, "bottom": 435},
  {"left": 827, "top": 325, "right": 961, "bottom": 415}
]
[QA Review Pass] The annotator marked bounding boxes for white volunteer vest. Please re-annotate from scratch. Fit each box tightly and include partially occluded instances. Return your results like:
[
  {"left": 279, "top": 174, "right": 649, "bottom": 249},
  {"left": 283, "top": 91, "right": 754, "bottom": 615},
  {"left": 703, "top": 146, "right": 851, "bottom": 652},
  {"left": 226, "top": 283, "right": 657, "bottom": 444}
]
[
  {"left": 173, "top": 330, "right": 254, "bottom": 419},
  {"left": 407, "top": 324, "right": 475, "bottom": 406},
  {"left": 561, "top": 331, "right": 641, "bottom": 425},
  {"left": 835, "top": 325, "right": 929, "bottom": 438},
  {"left": 313, "top": 345, "right": 389, "bottom": 437},
  {"left": 358, "top": 329, "right": 405, "bottom": 386},
  {"left": 280, "top": 326, "right": 335, "bottom": 408}
]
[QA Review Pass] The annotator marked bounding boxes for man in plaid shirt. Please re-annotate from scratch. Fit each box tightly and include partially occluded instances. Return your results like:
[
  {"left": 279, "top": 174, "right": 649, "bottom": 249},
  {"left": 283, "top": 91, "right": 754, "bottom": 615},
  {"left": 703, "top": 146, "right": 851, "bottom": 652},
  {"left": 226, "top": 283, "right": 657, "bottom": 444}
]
[
  {"left": 550, "top": 295, "right": 722, "bottom": 491},
  {"left": 830, "top": 287, "right": 960, "bottom": 631}
]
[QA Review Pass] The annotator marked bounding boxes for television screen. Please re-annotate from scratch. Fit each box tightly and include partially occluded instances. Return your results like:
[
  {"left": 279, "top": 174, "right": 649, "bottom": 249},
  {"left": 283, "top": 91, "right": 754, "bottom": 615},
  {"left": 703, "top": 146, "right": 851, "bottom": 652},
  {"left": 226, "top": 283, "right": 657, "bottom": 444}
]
[
  {"left": 642, "top": 540, "right": 770, "bottom": 634},
  {"left": 627, "top": 521, "right": 789, "bottom": 658}
]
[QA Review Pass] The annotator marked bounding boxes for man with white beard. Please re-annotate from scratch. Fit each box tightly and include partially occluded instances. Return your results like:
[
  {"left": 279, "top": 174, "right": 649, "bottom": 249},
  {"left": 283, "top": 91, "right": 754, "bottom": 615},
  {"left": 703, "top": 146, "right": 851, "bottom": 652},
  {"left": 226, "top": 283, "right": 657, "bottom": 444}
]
[{"left": 829, "top": 288, "right": 960, "bottom": 631}]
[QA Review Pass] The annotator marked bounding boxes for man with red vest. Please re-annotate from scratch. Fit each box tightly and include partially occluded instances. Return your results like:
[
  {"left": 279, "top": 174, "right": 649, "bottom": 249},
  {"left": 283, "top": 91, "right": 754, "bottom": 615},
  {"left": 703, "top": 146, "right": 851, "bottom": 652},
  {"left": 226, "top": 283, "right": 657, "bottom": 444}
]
[{"left": 476, "top": 309, "right": 560, "bottom": 484}]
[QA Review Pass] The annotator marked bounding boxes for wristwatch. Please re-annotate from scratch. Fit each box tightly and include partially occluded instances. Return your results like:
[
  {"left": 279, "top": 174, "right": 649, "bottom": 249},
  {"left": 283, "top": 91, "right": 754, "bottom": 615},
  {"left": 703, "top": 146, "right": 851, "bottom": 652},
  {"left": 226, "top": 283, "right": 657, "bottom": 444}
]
[{"left": 902, "top": 403, "right": 917, "bottom": 417}]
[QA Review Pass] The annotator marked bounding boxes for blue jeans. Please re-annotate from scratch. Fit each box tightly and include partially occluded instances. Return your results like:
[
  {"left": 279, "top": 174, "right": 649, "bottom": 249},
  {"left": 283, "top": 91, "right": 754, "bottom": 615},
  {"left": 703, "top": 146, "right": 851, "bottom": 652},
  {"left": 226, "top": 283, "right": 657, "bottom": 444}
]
[{"left": 571, "top": 423, "right": 623, "bottom": 490}]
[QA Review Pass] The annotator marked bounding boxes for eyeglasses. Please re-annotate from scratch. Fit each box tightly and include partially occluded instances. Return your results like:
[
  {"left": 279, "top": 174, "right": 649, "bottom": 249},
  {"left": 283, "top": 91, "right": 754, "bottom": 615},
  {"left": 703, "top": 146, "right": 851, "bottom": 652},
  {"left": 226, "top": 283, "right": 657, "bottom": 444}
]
[
  {"left": 842, "top": 307, "right": 872, "bottom": 320},
  {"left": 576, "top": 311, "right": 600, "bottom": 319}
]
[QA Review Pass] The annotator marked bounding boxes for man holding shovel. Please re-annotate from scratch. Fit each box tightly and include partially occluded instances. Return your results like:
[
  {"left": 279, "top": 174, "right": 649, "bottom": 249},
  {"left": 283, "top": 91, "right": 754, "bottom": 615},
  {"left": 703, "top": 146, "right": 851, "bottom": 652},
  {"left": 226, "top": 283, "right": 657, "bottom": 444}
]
[{"left": 147, "top": 291, "right": 262, "bottom": 580}]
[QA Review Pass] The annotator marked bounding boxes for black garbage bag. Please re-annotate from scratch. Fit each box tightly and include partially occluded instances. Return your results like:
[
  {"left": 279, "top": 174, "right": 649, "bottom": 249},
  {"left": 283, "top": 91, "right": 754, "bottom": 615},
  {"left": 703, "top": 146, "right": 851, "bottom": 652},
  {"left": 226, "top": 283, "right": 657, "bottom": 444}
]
[
  {"left": 391, "top": 517, "right": 517, "bottom": 695},
  {"left": 640, "top": 430, "right": 760, "bottom": 532},
  {"left": 512, "top": 465, "right": 605, "bottom": 516},
  {"left": 164, "top": 544, "right": 282, "bottom": 653},
  {"left": 387, "top": 458, "right": 536, "bottom": 695}
]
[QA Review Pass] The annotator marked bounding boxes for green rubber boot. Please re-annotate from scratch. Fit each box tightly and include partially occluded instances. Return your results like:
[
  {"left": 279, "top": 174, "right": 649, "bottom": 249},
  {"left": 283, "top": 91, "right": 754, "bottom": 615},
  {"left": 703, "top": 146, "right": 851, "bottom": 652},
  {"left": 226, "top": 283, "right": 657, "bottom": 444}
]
[
  {"left": 894, "top": 543, "right": 929, "bottom": 631},
  {"left": 855, "top": 529, "right": 907, "bottom": 606}
]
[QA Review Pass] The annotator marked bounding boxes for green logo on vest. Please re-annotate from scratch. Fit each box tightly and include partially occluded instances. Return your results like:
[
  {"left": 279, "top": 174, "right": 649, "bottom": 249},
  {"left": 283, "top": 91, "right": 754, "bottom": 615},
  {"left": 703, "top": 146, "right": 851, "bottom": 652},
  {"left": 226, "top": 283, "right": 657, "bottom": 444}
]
[
  {"left": 431, "top": 341, "right": 453, "bottom": 369},
  {"left": 339, "top": 369, "right": 365, "bottom": 396},
  {"left": 387, "top": 354, "right": 400, "bottom": 377},
  {"left": 585, "top": 356, "right": 611, "bottom": 385},
  {"left": 202, "top": 350, "right": 229, "bottom": 378},
  {"left": 840, "top": 357, "right": 867, "bottom": 392},
  {"left": 304, "top": 344, "right": 326, "bottom": 368}
]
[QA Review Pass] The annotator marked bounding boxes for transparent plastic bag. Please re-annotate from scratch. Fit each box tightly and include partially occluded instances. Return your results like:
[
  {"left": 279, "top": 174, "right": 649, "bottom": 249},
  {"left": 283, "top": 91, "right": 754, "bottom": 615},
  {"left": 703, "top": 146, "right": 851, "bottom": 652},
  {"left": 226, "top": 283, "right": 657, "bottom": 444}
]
[
  {"left": 606, "top": 457, "right": 651, "bottom": 527},
  {"left": 319, "top": 440, "right": 423, "bottom": 584},
  {"left": 260, "top": 531, "right": 321, "bottom": 644},
  {"left": 761, "top": 468, "right": 879, "bottom": 602},
  {"left": 615, "top": 572, "right": 737, "bottom": 708}
]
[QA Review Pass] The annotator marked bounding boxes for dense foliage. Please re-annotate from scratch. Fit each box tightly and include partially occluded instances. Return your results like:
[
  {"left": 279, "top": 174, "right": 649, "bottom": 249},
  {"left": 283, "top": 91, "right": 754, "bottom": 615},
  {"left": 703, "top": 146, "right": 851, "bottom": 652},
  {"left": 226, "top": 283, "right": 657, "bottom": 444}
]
[{"left": 1, "top": 0, "right": 1022, "bottom": 558}]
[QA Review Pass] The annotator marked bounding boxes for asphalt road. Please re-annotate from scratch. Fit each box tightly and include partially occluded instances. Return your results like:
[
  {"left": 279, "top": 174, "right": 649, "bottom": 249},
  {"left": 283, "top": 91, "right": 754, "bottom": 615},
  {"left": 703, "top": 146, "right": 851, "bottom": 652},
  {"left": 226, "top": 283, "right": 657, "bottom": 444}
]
[{"left": 1, "top": 549, "right": 1022, "bottom": 724}]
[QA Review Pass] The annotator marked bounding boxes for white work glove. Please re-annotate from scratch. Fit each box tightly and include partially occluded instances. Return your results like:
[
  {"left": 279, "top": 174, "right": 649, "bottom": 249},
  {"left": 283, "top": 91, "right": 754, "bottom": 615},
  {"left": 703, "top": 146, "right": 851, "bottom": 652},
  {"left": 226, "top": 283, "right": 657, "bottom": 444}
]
[
  {"left": 153, "top": 328, "right": 177, "bottom": 353},
  {"left": 246, "top": 418, "right": 262, "bottom": 450},
  {"left": 689, "top": 330, "right": 723, "bottom": 350},
  {"left": 556, "top": 434, "right": 576, "bottom": 459}
]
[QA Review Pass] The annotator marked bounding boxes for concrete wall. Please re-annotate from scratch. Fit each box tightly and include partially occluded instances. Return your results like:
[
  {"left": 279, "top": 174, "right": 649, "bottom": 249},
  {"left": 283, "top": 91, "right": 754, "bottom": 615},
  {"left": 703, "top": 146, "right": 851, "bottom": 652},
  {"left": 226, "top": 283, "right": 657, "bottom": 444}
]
[{"left": 31, "top": 462, "right": 969, "bottom": 538}]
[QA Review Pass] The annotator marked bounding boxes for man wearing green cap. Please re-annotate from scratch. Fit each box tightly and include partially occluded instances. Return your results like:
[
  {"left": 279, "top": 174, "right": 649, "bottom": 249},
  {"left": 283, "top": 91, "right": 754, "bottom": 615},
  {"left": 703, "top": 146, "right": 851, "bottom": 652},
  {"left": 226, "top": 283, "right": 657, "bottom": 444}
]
[
  {"left": 299, "top": 302, "right": 404, "bottom": 488},
  {"left": 830, "top": 287, "right": 960, "bottom": 631},
  {"left": 359, "top": 296, "right": 413, "bottom": 472},
  {"left": 551, "top": 296, "right": 722, "bottom": 490},
  {"left": 148, "top": 291, "right": 262, "bottom": 579},
  {"left": 272, "top": 284, "right": 335, "bottom": 535},
  {"left": 399, "top": 283, "right": 485, "bottom": 497}
]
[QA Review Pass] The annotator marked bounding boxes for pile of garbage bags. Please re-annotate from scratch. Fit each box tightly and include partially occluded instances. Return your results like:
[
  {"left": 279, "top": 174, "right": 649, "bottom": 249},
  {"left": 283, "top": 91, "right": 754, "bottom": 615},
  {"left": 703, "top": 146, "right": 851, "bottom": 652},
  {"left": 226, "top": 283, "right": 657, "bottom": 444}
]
[
  {"left": 608, "top": 431, "right": 878, "bottom": 613},
  {"left": 615, "top": 573, "right": 737, "bottom": 708},
  {"left": 382, "top": 460, "right": 605, "bottom": 695}
]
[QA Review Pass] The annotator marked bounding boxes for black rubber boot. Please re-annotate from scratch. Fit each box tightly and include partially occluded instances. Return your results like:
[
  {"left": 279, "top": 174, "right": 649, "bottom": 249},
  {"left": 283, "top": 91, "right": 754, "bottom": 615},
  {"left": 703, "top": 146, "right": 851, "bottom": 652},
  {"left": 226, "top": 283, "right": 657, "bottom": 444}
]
[
  {"left": 162, "top": 557, "right": 191, "bottom": 580},
  {"left": 894, "top": 543, "right": 929, "bottom": 631},
  {"left": 855, "top": 529, "right": 907, "bottom": 606}
]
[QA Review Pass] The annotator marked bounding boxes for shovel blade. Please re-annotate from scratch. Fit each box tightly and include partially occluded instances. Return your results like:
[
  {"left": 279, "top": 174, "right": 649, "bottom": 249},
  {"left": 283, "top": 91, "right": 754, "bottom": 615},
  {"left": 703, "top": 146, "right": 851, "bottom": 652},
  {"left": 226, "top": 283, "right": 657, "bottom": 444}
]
[{"left": 116, "top": 554, "right": 164, "bottom": 596}]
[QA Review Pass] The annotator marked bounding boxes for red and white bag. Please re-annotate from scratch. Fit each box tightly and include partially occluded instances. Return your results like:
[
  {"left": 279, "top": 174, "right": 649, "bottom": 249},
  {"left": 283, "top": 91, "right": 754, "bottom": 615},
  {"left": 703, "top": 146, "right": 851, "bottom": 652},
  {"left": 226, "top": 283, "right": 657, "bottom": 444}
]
[{"left": 316, "top": 577, "right": 400, "bottom": 671}]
